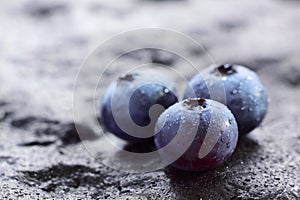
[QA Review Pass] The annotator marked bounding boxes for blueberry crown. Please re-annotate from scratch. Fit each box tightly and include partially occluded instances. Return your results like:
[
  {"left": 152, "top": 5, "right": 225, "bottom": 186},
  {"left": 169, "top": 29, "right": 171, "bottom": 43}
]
[
  {"left": 183, "top": 98, "right": 207, "bottom": 110},
  {"left": 118, "top": 73, "right": 138, "bottom": 82},
  {"left": 216, "top": 64, "right": 236, "bottom": 75}
]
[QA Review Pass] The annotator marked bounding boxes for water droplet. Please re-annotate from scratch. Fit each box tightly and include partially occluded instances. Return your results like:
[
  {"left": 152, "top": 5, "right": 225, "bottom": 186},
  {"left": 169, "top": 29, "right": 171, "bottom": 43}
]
[
  {"left": 231, "top": 89, "right": 237, "bottom": 94},
  {"left": 249, "top": 108, "right": 253, "bottom": 112},
  {"left": 164, "top": 88, "right": 169, "bottom": 93},
  {"left": 225, "top": 120, "right": 230, "bottom": 127},
  {"left": 241, "top": 106, "right": 245, "bottom": 111}
]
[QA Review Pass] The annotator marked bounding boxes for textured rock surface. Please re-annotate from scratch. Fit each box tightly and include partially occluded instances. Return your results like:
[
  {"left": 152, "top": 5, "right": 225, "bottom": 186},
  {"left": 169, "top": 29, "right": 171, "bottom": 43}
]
[{"left": 0, "top": 0, "right": 300, "bottom": 199}]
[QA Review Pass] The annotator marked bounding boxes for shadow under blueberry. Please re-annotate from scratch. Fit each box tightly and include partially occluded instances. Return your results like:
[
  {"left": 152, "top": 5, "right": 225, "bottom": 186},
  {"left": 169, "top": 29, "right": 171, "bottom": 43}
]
[
  {"left": 123, "top": 141, "right": 156, "bottom": 153},
  {"left": 163, "top": 135, "right": 261, "bottom": 199}
]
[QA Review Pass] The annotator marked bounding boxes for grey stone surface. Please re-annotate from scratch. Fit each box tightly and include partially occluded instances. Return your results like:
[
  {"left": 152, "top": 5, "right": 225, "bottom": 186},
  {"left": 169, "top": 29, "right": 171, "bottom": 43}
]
[{"left": 0, "top": 0, "right": 300, "bottom": 199}]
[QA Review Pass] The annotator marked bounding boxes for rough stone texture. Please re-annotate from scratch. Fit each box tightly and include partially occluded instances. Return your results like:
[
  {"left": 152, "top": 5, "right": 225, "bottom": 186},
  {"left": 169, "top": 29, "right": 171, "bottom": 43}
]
[{"left": 0, "top": 0, "right": 300, "bottom": 199}]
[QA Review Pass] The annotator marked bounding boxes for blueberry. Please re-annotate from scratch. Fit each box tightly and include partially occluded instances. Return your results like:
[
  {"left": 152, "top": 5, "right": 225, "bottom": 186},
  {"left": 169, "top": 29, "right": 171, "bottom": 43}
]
[
  {"left": 184, "top": 64, "right": 268, "bottom": 134},
  {"left": 101, "top": 68, "right": 178, "bottom": 143},
  {"left": 154, "top": 98, "right": 238, "bottom": 171}
]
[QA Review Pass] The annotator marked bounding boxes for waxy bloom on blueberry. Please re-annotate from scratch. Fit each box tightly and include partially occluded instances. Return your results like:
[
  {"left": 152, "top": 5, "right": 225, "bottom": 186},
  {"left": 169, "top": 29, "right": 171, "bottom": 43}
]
[
  {"left": 184, "top": 64, "right": 268, "bottom": 134},
  {"left": 154, "top": 98, "right": 238, "bottom": 171},
  {"left": 101, "top": 68, "right": 178, "bottom": 143}
]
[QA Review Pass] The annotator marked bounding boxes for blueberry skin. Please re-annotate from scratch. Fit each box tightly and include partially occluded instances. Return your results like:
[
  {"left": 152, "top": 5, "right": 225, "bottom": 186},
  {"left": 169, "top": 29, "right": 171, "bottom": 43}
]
[
  {"left": 154, "top": 98, "right": 238, "bottom": 172},
  {"left": 101, "top": 69, "right": 178, "bottom": 143},
  {"left": 184, "top": 64, "right": 268, "bottom": 134}
]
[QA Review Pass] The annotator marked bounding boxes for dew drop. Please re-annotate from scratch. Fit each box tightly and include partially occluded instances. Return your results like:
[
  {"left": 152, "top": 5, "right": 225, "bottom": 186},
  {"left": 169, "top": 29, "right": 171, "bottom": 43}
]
[
  {"left": 164, "top": 88, "right": 169, "bottom": 93},
  {"left": 225, "top": 120, "right": 230, "bottom": 127},
  {"left": 231, "top": 89, "right": 238, "bottom": 94}
]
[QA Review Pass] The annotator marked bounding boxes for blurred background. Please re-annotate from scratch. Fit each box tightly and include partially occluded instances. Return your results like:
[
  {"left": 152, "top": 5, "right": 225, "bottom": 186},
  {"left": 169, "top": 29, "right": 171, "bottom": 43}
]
[{"left": 0, "top": 0, "right": 299, "bottom": 199}]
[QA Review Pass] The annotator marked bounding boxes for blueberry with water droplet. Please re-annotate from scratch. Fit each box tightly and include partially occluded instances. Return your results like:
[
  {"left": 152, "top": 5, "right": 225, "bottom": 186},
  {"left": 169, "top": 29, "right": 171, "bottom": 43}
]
[
  {"left": 184, "top": 64, "right": 268, "bottom": 134},
  {"left": 154, "top": 98, "right": 238, "bottom": 171},
  {"left": 101, "top": 68, "right": 178, "bottom": 143}
]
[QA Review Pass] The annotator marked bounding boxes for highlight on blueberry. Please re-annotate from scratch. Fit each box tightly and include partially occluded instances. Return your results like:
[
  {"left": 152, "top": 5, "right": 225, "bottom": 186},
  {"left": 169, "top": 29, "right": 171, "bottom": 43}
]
[
  {"left": 154, "top": 98, "right": 238, "bottom": 172},
  {"left": 100, "top": 67, "right": 178, "bottom": 143},
  {"left": 184, "top": 64, "right": 268, "bottom": 134}
]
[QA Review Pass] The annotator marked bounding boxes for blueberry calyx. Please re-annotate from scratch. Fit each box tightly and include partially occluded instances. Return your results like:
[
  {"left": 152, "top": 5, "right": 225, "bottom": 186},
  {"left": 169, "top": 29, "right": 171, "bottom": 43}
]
[
  {"left": 216, "top": 64, "right": 236, "bottom": 75},
  {"left": 118, "top": 73, "right": 138, "bottom": 82},
  {"left": 183, "top": 98, "right": 207, "bottom": 110}
]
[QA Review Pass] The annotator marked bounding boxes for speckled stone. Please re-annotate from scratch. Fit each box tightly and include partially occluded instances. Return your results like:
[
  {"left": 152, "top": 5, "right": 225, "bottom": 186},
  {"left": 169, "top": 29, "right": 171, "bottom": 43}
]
[{"left": 0, "top": 0, "right": 300, "bottom": 199}]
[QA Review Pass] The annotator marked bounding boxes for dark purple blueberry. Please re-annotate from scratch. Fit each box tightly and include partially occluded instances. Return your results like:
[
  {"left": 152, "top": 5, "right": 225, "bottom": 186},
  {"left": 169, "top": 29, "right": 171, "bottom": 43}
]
[
  {"left": 101, "top": 68, "right": 178, "bottom": 143},
  {"left": 154, "top": 98, "right": 238, "bottom": 171},
  {"left": 184, "top": 64, "right": 268, "bottom": 134}
]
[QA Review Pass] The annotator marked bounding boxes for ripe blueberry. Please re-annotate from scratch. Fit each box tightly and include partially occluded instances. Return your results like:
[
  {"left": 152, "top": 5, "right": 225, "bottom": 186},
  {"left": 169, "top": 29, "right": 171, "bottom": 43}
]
[
  {"left": 184, "top": 64, "right": 268, "bottom": 134},
  {"left": 101, "top": 68, "right": 178, "bottom": 143},
  {"left": 154, "top": 98, "right": 238, "bottom": 171}
]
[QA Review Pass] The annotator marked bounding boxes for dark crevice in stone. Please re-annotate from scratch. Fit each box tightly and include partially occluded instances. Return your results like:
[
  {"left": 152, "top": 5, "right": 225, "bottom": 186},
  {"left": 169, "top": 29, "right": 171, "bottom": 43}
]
[
  {"left": 20, "top": 164, "right": 105, "bottom": 192},
  {"left": 25, "top": 2, "right": 68, "bottom": 18},
  {"left": 0, "top": 111, "right": 13, "bottom": 122},
  {"left": 0, "top": 101, "right": 8, "bottom": 107},
  {"left": 280, "top": 66, "right": 300, "bottom": 86},
  {"left": 18, "top": 140, "right": 56, "bottom": 147},
  {"left": 0, "top": 156, "right": 17, "bottom": 165},
  {"left": 121, "top": 48, "right": 177, "bottom": 67},
  {"left": 150, "top": 49, "right": 177, "bottom": 66},
  {"left": 11, "top": 116, "right": 59, "bottom": 128},
  {"left": 190, "top": 47, "right": 206, "bottom": 56},
  {"left": 11, "top": 115, "right": 97, "bottom": 145},
  {"left": 219, "top": 21, "right": 245, "bottom": 32},
  {"left": 237, "top": 58, "right": 281, "bottom": 72},
  {"left": 35, "top": 122, "right": 98, "bottom": 145}
]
